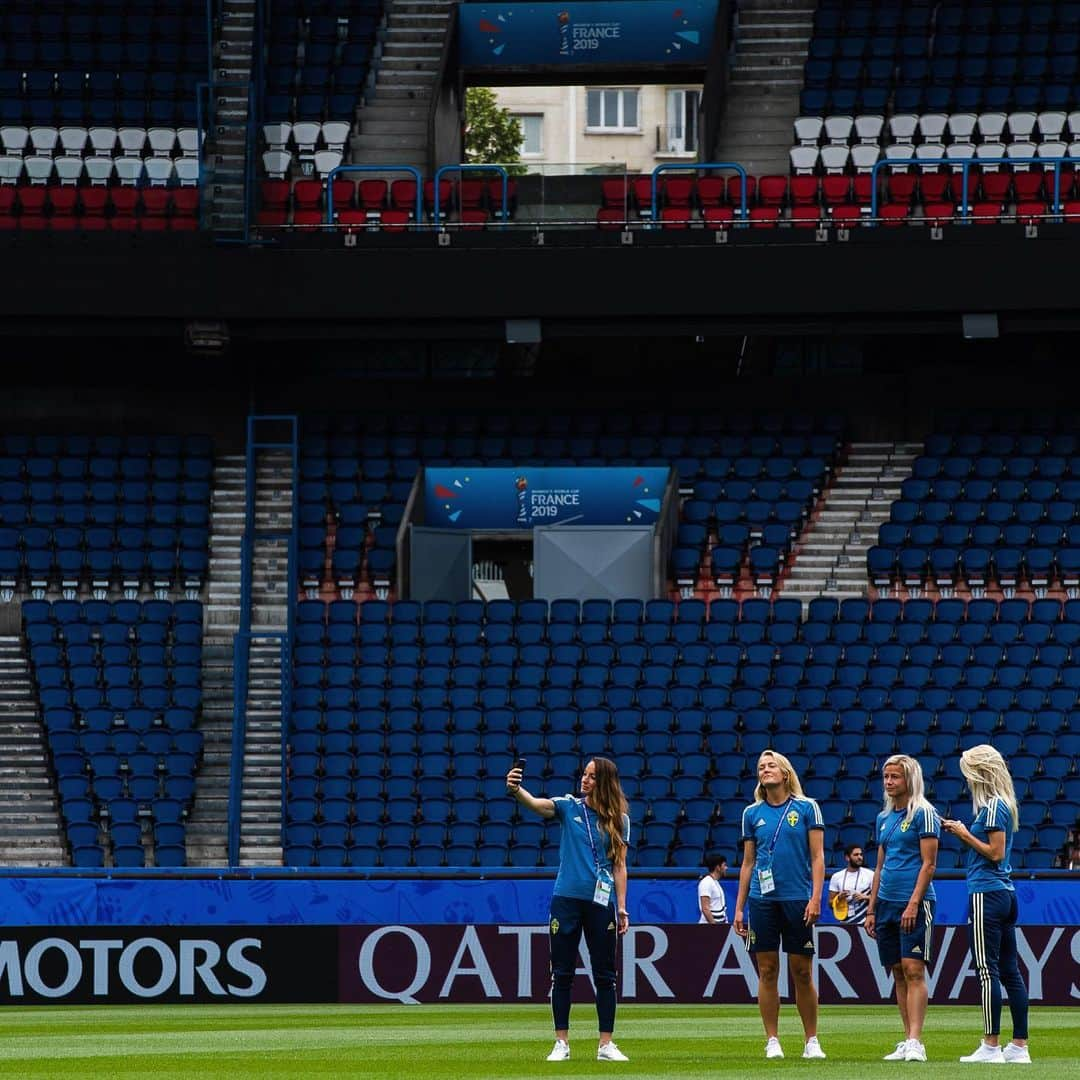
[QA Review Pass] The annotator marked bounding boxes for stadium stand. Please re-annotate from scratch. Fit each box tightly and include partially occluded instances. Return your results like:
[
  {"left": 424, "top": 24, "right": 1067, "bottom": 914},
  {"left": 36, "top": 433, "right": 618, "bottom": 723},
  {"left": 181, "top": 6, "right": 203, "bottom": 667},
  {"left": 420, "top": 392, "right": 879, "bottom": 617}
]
[{"left": 27, "top": 599, "right": 203, "bottom": 868}]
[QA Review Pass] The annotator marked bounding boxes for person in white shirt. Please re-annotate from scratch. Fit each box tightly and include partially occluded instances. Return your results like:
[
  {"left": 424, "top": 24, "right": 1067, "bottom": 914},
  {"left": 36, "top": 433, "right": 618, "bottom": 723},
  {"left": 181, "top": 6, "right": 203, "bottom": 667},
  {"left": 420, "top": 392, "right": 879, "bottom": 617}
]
[
  {"left": 698, "top": 852, "right": 728, "bottom": 923},
  {"left": 828, "top": 844, "right": 874, "bottom": 925}
]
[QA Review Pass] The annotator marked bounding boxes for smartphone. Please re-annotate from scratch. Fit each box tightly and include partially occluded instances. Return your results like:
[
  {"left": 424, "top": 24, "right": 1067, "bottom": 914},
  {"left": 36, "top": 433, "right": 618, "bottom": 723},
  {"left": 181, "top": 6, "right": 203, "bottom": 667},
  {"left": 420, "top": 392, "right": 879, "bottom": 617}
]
[{"left": 513, "top": 757, "right": 527, "bottom": 774}]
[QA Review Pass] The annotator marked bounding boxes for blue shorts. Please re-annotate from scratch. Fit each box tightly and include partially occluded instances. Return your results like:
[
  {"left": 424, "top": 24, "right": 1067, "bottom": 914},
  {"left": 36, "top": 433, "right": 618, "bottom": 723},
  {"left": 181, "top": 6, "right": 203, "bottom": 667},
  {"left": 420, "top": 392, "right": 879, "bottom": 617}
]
[
  {"left": 747, "top": 897, "right": 815, "bottom": 955},
  {"left": 875, "top": 897, "right": 936, "bottom": 968}
]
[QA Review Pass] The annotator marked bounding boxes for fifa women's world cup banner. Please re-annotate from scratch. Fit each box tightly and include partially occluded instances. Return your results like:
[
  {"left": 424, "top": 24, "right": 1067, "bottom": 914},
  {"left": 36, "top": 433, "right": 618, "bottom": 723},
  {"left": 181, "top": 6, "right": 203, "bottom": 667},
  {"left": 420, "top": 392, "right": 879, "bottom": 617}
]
[
  {"left": 424, "top": 467, "right": 669, "bottom": 529},
  {"left": 1, "top": 925, "right": 1078, "bottom": 1005}
]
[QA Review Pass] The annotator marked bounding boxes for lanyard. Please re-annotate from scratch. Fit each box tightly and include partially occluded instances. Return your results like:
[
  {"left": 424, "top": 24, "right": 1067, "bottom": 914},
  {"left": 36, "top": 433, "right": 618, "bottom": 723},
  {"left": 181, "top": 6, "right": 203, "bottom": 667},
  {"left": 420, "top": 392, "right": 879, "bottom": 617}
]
[
  {"left": 881, "top": 809, "right": 907, "bottom": 849},
  {"left": 582, "top": 800, "right": 603, "bottom": 872},
  {"left": 765, "top": 798, "right": 794, "bottom": 855}
]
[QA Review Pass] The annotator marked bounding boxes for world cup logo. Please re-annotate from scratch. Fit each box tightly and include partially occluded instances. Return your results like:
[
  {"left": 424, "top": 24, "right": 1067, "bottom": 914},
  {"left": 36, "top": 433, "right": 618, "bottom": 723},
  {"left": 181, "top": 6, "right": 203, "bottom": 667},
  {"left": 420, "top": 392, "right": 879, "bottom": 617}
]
[{"left": 515, "top": 475, "right": 529, "bottom": 525}]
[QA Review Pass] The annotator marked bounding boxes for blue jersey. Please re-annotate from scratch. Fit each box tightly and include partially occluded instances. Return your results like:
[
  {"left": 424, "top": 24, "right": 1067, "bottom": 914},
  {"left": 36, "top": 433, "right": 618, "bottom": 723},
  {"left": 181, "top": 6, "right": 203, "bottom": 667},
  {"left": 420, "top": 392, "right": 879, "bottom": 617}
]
[
  {"left": 876, "top": 804, "right": 940, "bottom": 903},
  {"left": 741, "top": 796, "right": 824, "bottom": 901},
  {"left": 964, "top": 796, "right": 1016, "bottom": 894},
  {"left": 551, "top": 796, "right": 631, "bottom": 902}
]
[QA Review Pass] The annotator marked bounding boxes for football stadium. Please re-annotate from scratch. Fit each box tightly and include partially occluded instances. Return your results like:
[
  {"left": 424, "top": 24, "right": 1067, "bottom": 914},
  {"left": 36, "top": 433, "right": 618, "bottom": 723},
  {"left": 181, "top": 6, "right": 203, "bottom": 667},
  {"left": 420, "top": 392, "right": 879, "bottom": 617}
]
[{"left": 1, "top": 0, "right": 1079, "bottom": 1074}]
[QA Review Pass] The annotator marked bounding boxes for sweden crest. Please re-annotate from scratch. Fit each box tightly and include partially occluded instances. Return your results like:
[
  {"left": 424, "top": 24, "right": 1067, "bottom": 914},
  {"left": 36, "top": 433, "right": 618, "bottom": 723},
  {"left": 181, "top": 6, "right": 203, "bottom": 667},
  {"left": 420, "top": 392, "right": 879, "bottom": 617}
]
[{"left": 786, "top": 810, "right": 799, "bottom": 827}]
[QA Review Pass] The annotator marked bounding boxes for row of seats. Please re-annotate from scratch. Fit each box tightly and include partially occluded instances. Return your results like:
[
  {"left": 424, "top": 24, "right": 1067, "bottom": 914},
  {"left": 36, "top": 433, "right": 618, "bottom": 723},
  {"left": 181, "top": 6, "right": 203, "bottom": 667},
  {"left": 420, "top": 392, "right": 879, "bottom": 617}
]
[
  {"left": 789, "top": 141, "right": 1078, "bottom": 175},
  {"left": 0, "top": 154, "right": 199, "bottom": 186},
  {"left": 795, "top": 110, "right": 1080, "bottom": 146},
  {"left": 0, "top": 125, "right": 200, "bottom": 159}
]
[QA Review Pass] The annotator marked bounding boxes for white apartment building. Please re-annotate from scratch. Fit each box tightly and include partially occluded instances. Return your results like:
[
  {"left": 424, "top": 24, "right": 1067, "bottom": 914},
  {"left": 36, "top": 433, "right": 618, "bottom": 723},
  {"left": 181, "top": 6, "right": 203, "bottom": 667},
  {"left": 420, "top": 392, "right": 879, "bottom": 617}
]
[{"left": 492, "top": 84, "right": 703, "bottom": 174}]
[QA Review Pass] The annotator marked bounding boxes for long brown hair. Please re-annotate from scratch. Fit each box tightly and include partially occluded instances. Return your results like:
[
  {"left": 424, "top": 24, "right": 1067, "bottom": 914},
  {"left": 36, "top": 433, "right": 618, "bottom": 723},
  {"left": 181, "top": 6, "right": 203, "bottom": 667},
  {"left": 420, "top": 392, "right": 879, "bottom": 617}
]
[{"left": 588, "top": 756, "right": 629, "bottom": 868}]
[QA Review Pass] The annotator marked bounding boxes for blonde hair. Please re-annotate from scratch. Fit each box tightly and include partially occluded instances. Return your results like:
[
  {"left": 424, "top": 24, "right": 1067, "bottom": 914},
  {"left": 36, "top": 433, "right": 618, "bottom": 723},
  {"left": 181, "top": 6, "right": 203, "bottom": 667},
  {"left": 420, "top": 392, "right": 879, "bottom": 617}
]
[
  {"left": 752, "top": 750, "right": 806, "bottom": 803},
  {"left": 588, "top": 757, "right": 630, "bottom": 869},
  {"left": 881, "top": 754, "right": 937, "bottom": 827},
  {"left": 959, "top": 744, "right": 1020, "bottom": 830}
]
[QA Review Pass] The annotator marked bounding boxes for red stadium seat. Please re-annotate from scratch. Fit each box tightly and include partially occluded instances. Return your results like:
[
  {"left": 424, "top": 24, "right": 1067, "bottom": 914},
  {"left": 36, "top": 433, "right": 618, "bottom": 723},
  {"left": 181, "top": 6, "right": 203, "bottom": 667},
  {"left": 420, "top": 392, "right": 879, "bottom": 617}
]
[
  {"left": 596, "top": 208, "right": 626, "bottom": 230},
  {"left": 110, "top": 188, "right": 138, "bottom": 216},
  {"left": 292, "top": 210, "right": 323, "bottom": 227},
  {"left": 48, "top": 186, "right": 78, "bottom": 217},
  {"left": 790, "top": 175, "right": 820, "bottom": 205},
  {"left": 981, "top": 173, "right": 1011, "bottom": 201},
  {"left": 750, "top": 206, "right": 780, "bottom": 228},
  {"left": 660, "top": 206, "right": 691, "bottom": 229},
  {"left": 19, "top": 216, "right": 48, "bottom": 230},
  {"left": 1013, "top": 172, "right": 1044, "bottom": 201},
  {"left": 293, "top": 180, "right": 323, "bottom": 212},
  {"left": 852, "top": 174, "right": 876, "bottom": 205},
  {"left": 923, "top": 201, "right": 955, "bottom": 225},
  {"left": 1015, "top": 201, "right": 1047, "bottom": 224},
  {"left": 140, "top": 217, "right": 169, "bottom": 232},
  {"left": 389, "top": 179, "right": 417, "bottom": 213},
  {"left": 330, "top": 177, "right": 355, "bottom": 211},
  {"left": 460, "top": 208, "right": 488, "bottom": 229},
  {"left": 49, "top": 216, "right": 78, "bottom": 231},
  {"left": 141, "top": 189, "right": 171, "bottom": 217},
  {"left": 758, "top": 175, "right": 788, "bottom": 207},
  {"left": 880, "top": 203, "right": 911, "bottom": 226},
  {"left": 919, "top": 173, "right": 951, "bottom": 202},
  {"left": 702, "top": 206, "right": 734, "bottom": 229},
  {"left": 789, "top": 204, "right": 821, "bottom": 228},
  {"left": 78, "top": 216, "right": 109, "bottom": 231},
  {"left": 111, "top": 213, "right": 139, "bottom": 231},
  {"left": 17, "top": 186, "right": 46, "bottom": 219},
  {"left": 358, "top": 179, "right": 388, "bottom": 212},
  {"left": 260, "top": 179, "right": 291, "bottom": 210},
  {"left": 665, "top": 177, "right": 694, "bottom": 208},
  {"left": 886, "top": 174, "right": 917, "bottom": 204},
  {"left": 172, "top": 189, "right": 199, "bottom": 217},
  {"left": 424, "top": 178, "right": 453, "bottom": 217},
  {"left": 335, "top": 209, "right": 367, "bottom": 231},
  {"left": 972, "top": 200, "right": 1003, "bottom": 224},
  {"left": 256, "top": 209, "right": 289, "bottom": 227},
  {"left": 0, "top": 189, "right": 14, "bottom": 216},
  {"left": 631, "top": 177, "right": 654, "bottom": 216},
  {"left": 831, "top": 204, "right": 862, "bottom": 227},
  {"left": 818, "top": 176, "right": 847, "bottom": 206},
  {"left": 0, "top": 214, "right": 17, "bottom": 230},
  {"left": 600, "top": 178, "right": 630, "bottom": 210},
  {"left": 726, "top": 174, "right": 756, "bottom": 206},
  {"left": 380, "top": 209, "right": 410, "bottom": 232},
  {"left": 170, "top": 216, "right": 199, "bottom": 231},
  {"left": 696, "top": 177, "right": 725, "bottom": 208},
  {"left": 458, "top": 180, "right": 485, "bottom": 211}
]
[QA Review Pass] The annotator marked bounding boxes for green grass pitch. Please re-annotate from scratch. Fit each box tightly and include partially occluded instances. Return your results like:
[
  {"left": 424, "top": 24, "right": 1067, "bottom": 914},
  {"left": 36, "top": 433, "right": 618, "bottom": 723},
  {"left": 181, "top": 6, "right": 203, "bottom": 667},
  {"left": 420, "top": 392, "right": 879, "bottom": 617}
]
[{"left": 0, "top": 1004, "right": 1075, "bottom": 1079}]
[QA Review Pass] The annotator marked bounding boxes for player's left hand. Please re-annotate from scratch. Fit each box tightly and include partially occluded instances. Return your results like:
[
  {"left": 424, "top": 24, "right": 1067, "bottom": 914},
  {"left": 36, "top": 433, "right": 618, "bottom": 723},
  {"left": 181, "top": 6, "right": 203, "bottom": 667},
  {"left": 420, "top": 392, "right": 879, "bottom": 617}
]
[{"left": 617, "top": 909, "right": 629, "bottom": 936}]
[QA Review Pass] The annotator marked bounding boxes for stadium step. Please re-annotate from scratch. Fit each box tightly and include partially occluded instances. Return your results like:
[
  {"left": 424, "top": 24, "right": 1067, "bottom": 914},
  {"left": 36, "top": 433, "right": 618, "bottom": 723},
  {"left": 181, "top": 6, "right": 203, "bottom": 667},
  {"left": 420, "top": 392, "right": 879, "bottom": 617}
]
[
  {"left": 0, "top": 635, "right": 65, "bottom": 867},
  {"left": 779, "top": 442, "right": 921, "bottom": 607}
]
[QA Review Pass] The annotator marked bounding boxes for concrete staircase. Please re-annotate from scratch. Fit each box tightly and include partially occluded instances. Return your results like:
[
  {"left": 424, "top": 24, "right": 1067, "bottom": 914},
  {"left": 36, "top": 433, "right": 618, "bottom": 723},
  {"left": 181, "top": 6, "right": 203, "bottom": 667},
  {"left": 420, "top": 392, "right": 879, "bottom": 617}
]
[
  {"left": 185, "top": 454, "right": 244, "bottom": 865},
  {"left": 0, "top": 635, "right": 65, "bottom": 867},
  {"left": 350, "top": 0, "right": 456, "bottom": 172},
  {"left": 236, "top": 450, "right": 293, "bottom": 866},
  {"left": 712, "top": 0, "right": 813, "bottom": 175},
  {"left": 780, "top": 443, "right": 921, "bottom": 606},
  {"left": 206, "top": 0, "right": 255, "bottom": 232}
]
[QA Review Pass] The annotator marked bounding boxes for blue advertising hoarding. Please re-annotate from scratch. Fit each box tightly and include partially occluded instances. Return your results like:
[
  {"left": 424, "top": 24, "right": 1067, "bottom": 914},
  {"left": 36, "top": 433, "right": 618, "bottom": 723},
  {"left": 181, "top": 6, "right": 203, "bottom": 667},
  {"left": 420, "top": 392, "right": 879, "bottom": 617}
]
[
  {"left": 424, "top": 466, "right": 668, "bottom": 529},
  {"left": 459, "top": 1, "right": 718, "bottom": 68}
]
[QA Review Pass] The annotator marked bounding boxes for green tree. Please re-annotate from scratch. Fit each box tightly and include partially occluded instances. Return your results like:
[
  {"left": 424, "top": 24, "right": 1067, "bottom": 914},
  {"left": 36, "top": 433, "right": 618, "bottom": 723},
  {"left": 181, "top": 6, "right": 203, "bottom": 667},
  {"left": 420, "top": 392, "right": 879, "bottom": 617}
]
[{"left": 464, "top": 87, "right": 523, "bottom": 169}]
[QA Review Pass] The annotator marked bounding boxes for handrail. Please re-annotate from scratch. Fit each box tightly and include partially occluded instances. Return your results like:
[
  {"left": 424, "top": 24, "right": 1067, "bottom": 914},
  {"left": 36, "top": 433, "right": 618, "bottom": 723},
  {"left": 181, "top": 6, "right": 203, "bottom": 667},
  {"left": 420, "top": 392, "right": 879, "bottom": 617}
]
[
  {"left": 226, "top": 415, "right": 299, "bottom": 866},
  {"left": 325, "top": 164, "right": 424, "bottom": 225},
  {"left": 652, "top": 161, "right": 748, "bottom": 221},
  {"left": 433, "top": 163, "right": 509, "bottom": 229},
  {"left": 869, "top": 154, "right": 1080, "bottom": 221}
]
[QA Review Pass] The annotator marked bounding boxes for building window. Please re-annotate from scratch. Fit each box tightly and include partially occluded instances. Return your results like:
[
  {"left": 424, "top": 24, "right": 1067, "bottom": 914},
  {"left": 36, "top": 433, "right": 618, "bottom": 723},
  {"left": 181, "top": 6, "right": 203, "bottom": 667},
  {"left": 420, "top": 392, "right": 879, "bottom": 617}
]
[
  {"left": 514, "top": 114, "right": 543, "bottom": 156},
  {"left": 586, "top": 89, "right": 640, "bottom": 132},
  {"left": 661, "top": 88, "right": 701, "bottom": 154}
]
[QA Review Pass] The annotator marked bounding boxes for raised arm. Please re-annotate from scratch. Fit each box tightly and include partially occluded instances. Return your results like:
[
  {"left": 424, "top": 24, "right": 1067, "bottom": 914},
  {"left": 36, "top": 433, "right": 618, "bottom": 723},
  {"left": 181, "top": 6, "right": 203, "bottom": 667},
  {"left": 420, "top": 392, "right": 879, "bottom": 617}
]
[{"left": 506, "top": 765, "right": 556, "bottom": 818}]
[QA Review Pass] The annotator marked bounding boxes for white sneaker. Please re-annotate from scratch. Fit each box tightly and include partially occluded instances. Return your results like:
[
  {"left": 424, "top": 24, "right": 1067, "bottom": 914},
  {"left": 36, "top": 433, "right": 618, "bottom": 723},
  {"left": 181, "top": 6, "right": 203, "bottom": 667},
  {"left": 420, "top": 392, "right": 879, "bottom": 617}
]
[
  {"left": 546, "top": 1039, "right": 570, "bottom": 1062},
  {"left": 766, "top": 1037, "right": 784, "bottom": 1060},
  {"left": 905, "top": 1041, "right": 928, "bottom": 1062},
  {"left": 1003, "top": 1043, "right": 1032, "bottom": 1064},
  {"left": 597, "top": 1042, "right": 628, "bottom": 1062},
  {"left": 960, "top": 1042, "right": 1006, "bottom": 1064},
  {"left": 803, "top": 1036, "right": 827, "bottom": 1059},
  {"left": 884, "top": 1041, "right": 911, "bottom": 1061}
]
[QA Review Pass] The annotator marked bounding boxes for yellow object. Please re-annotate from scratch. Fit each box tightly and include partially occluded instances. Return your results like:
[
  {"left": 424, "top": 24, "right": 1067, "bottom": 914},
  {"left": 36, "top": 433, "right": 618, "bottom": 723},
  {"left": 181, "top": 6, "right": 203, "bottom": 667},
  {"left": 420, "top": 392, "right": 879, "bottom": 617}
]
[{"left": 831, "top": 893, "right": 849, "bottom": 921}]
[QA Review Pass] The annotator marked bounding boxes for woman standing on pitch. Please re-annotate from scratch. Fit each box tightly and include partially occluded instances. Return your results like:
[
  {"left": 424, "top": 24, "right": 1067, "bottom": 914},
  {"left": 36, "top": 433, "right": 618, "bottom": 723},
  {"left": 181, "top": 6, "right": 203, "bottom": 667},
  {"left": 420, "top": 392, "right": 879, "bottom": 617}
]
[
  {"left": 506, "top": 756, "right": 631, "bottom": 1063},
  {"left": 942, "top": 744, "right": 1031, "bottom": 1064},
  {"left": 733, "top": 749, "right": 826, "bottom": 1061},
  {"left": 864, "top": 754, "right": 940, "bottom": 1063}
]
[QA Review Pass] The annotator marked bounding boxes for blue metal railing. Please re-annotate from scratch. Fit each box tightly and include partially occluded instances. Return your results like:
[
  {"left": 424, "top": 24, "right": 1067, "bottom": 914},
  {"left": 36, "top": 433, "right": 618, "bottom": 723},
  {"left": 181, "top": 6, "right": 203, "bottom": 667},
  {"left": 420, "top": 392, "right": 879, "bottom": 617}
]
[
  {"left": 226, "top": 415, "right": 299, "bottom": 866},
  {"left": 651, "top": 161, "right": 749, "bottom": 223},
  {"left": 433, "top": 164, "right": 510, "bottom": 228},
  {"left": 869, "top": 155, "right": 1080, "bottom": 222},
  {"left": 325, "top": 164, "right": 424, "bottom": 226}
]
